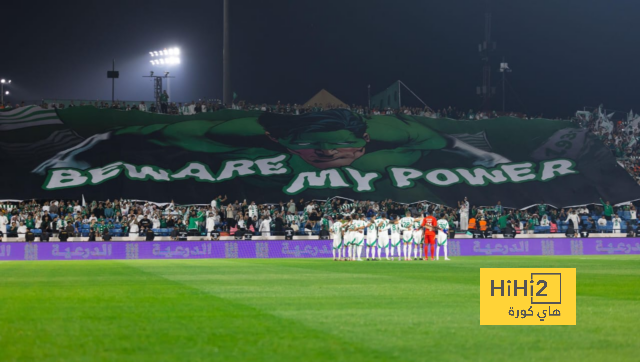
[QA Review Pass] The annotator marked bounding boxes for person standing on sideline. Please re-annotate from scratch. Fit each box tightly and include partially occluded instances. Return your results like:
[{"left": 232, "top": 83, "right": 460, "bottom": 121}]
[
  {"left": 365, "top": 216, "right": 378, "bottom": 261},
  {"left": 458, "top": 197, "right": 469, "bottom": 231},
  {"left": 376, "top": 214, "right": 391, "bottom": 260},
  {"left": 421, "top": 213, "right": 438, "bottom": 261},
  {"left": 399, "top": 211, "right": 414, "bottom": 261},
  {"left": 436, "top": 213, "right": 451, "bottom": 261},
  {"left": 331, "top": 215, "right": 343, "bottom": 261}
]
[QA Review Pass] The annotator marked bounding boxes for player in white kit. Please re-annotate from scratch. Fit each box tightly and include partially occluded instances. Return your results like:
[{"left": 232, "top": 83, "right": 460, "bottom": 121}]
[
  {"left": 376, "top": 214, "right": 391, "bottom": 260},
  {"left": 351, "top": 215, "right": 366, "bottom": 261},
  {"left": 365, "top": 216, "right": 378, "bottom": 261},
  {"left": 436, "top": 213, "right": 451, "bottom": 261},
  {"left": 412, "top": 218, "right": 424, "bottom": 260},
  {"left": 399, "top": 211, "right": 414, "bottom": 261},
  {"left": 343, "top": 216, "right": 354, "bottom": 261},
  {"left": 389, "top": 218, "right": 401, "bottom": 261},
  {"left": 331, "top": 215, "right": 344, "bottom": 261}
]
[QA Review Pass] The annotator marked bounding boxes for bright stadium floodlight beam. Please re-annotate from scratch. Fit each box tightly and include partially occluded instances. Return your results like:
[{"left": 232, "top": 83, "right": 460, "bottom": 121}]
[
  {"left": 0, "top": 79, "right": 4, "bottom": 84},
  {"left": 7, "top": 80, "right": 10, "bottom": 84},
  {"left": 154, "top": 51, "right": 159, "bottom": 56},
  {"left": 149, "top": 52, "right": 154, "bottom": 56},
  {"left": 149, "top": 60, "right": 154, "bottom": 64},
  {"left": 4, "top": 91, "right": 8, "bottom": 95},
  {"left": 159, "top": 58, "right": 164, "bottom": 64}
]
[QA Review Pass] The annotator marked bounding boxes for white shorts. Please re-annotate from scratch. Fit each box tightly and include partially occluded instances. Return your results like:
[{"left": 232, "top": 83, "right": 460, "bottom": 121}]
[
  {"left": 353, "top": 232, "right": 364, "bottom": 246},
  {"left": 378, "top": 233, "right": 389, "bottom": 248},
  {"left": 437, "top": 232, "right": 447, "bottom": 246},
  {"left": 390, "top": 234, "right": 401, "bottom": 247},
  {"left": 366, "top": 231, "right": 377, "bottom": 246},
  {"left": 402, "top": 231, "right": 413, "bottom": 243},
  {"left": 412, "top": 230, "right": 423, "bottom": 244},
  {"left": 332, "top": 236, "right": 342, "bottom": 249},
  {"left": 344, "top": 232, "right": 353, "bottom": 246}
]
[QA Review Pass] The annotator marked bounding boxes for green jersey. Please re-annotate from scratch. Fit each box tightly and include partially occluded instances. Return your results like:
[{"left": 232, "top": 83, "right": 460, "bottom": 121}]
[{"left": 538, "top": 204, "right": 547, "bottom": 215}]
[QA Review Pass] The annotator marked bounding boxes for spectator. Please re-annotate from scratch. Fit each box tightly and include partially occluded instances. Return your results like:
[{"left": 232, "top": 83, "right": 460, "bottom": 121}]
[
  {"left": 612, "top": 214, "right": 622, "bottom": 233},
  {"left": 17, "top": 221, "right": 27, "bottom": 241},
  {"left": 597, "top": 215, "right": 607, "bottom": 228},
  {"left": 600, "top": 198, "right": 613, "bottom": 220},
  {"left": 160, "top": 90, "right": 169, "bottom": 114}
]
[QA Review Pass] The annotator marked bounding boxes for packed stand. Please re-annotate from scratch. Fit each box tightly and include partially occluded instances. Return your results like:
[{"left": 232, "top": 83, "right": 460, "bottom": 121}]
[{"left": 0, "top": 195, "right": 637, "bottom": 242}]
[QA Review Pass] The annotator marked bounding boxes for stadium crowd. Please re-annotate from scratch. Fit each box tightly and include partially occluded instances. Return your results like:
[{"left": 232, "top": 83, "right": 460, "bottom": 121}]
[{"left": 0, "top": 195, "right": 636, "bottom": 242}]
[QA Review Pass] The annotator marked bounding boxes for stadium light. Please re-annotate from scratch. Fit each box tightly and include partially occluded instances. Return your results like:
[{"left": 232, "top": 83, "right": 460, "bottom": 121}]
[
  {"left": 0, "top": 78, "right": 10, "bottom": 104},
  {"left": 148, "top": 47, "right": 181, "bottom": 67}
]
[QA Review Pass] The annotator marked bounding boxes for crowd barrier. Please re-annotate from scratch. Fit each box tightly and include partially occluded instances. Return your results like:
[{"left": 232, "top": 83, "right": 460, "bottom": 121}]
[{"left": 1, "top": 238, "right": 639, "bottom": 261}]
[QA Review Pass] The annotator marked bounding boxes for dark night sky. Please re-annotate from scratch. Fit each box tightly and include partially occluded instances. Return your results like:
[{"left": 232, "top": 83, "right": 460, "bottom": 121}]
[{"left": 2, "top": 0, "right": 640, "bottom": 117}]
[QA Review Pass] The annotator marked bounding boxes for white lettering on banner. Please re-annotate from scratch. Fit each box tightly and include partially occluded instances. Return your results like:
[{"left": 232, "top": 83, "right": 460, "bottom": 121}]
[
  {"left": 389, "top": 168, "right": 423, "bottom": 188},
  {"left": 216, "top": 160, "right": 256, "bottom": 182},
  {"left": 284, "top": 169, "right": 350, "bottom": 194},
  {"left": 343, "top": 168, "right": 381, "bottom": 192},
  {"left": 42, "top": 156, "right": 578, "bottom": 192},
  {"left": 539, "top": 159, "right": 578, "bottom": 181},
  {"left": 87, "top": 162, "right": 123, "bottom": 184},
  {"left": 499, "top": 163, "right": 537, "bottom": 183},
  {"left": 44, "top": 169, "right": 88, "bottom": 189}
]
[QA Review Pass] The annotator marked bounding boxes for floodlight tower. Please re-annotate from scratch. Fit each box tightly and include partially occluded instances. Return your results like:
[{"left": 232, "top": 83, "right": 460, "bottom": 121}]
[
  {"left": 1, "top": 79, "right": 12, "bottom": 105},
  {"left": 477, "top": 0, "right": 496, "bottom": 112},
  {"left": 499, "top": 59, "right": 512, "bottom": 113},
  {"left": 223, "top": 0, "right": 231, "bottom": 106},
  {"left": 147, "top": 48, "right": 180, "bottom": 111}
]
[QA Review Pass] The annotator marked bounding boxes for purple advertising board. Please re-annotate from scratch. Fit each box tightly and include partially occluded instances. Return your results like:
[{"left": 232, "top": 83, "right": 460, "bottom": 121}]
[{"left": 0, "top": 238, "right": 639, "bottom": 261}]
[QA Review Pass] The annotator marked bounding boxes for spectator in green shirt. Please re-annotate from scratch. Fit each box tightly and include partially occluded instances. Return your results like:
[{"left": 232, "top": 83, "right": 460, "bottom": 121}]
[
  {"left": 538, "top": 202, "right": 547, "bottom": 216},
  {"left": 600, "top": 198, "right": 613, "bottom": 220},
  {"left": 498, "top": 214, "right": 509, "bottom": 232}
]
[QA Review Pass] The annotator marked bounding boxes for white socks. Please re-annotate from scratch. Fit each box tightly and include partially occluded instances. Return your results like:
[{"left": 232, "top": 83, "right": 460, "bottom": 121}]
[
  {"left": 357, "top": 245, "right": 363, "bottom": 260},
  {"left": 436, "top": 244, "right": 448, "bottom": 260}
]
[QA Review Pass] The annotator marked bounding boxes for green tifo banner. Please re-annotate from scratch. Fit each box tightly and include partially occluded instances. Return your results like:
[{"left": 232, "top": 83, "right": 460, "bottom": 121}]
[{"left": 1, "top": 105, "right": 638, "bottom": 207}]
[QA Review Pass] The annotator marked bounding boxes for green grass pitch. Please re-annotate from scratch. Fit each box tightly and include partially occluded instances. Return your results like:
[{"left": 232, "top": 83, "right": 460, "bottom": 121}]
[{"left": 1, "top": 256, "right": 639, "bottom": 362}]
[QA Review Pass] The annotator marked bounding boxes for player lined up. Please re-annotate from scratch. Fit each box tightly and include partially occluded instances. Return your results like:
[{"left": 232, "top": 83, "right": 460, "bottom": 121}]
[{"left": 331, "top": 212, "right": 451, "bottom": 262}]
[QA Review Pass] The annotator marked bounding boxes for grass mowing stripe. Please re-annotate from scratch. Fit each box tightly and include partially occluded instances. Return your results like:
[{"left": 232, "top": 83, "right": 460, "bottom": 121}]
[
  {"left": 131, "top": 258, "right": 640, "bottom": 362},
  {"left": 0, "top": 256, "right": 639, "bottom": 362},
  {"left": 0, "top": 260, "right": 396, "bottom": 362}
]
